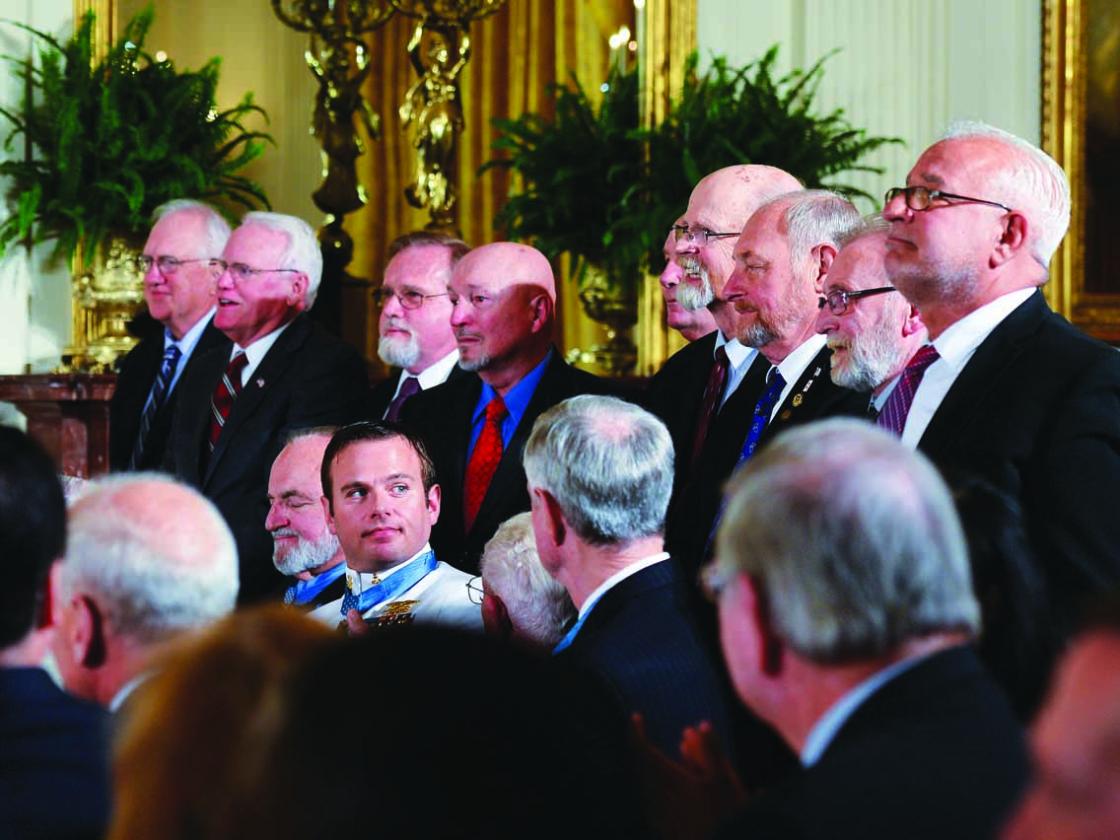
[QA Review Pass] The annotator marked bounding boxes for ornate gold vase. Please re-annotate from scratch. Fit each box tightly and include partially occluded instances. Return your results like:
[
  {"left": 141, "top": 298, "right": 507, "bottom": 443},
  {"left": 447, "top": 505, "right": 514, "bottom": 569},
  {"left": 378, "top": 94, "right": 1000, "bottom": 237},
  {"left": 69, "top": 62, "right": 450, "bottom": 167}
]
[
  {"left": 60, "top": 235, "right": 145, "bottom": 372},
  {"left": 574, "top": 264, "right": 638, "bottom": 377}
]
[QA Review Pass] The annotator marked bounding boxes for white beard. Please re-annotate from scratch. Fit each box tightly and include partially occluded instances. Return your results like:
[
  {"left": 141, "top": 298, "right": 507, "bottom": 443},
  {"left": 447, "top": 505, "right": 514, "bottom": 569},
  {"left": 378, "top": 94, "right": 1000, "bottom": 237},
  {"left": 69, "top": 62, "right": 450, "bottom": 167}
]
[{"left": 272, "top": 529, "right": 341, "bottom": 576}]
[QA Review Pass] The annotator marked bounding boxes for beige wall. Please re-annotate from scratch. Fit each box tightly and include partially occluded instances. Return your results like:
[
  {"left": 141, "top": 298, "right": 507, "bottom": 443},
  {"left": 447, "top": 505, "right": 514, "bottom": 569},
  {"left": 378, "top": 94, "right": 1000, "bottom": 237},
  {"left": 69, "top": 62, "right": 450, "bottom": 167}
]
[{"left": 697, "top": 0, "right": 1042, "bottom": 213}]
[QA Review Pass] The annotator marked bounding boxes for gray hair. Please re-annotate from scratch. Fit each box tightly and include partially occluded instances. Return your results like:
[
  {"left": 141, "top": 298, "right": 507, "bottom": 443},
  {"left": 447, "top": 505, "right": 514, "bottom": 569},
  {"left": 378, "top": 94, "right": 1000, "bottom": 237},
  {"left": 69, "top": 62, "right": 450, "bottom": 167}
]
[
  {"left": 241, "top": 212, "right": 323, "bottom": 308},
  {"left": 771, "top": 190, "right": 862, "bottom": 276},
  {"left": 836, "top": 214, "right": 892, "bottom": 250},
  {"left": 716, "top": 419, "right": 979, "bottom": 664},
  {"left": 152, "top": 199, "right": 231, "bottom": 257},
  {"left": 523, "top": 395, "right": 674, "bottom": 546},
  {"left": 480, "top": 512, "right": 575, "bottom": 649},
  {"left": 941, "top": 120, "right": 1070, "bottom": 268},
  {"left": 61, "top": 473, "right": 239, "bottom": 645}
]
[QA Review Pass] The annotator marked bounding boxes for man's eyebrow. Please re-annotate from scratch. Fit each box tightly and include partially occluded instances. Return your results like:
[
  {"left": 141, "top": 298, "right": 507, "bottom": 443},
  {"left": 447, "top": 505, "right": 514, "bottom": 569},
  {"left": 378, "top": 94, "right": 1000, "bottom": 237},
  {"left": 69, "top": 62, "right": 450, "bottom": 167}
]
[
  {"left": 916, "top": 171, "right": 945, "bottom": 187},
  {"left": 281, "top": 489, "right": 312, "bottom": 500},
  {"left": 383, "top": 473, "right": 413, "bottom": 483},
  {"left": 338, "top": 480, "right": 369, "bottom": 494}
]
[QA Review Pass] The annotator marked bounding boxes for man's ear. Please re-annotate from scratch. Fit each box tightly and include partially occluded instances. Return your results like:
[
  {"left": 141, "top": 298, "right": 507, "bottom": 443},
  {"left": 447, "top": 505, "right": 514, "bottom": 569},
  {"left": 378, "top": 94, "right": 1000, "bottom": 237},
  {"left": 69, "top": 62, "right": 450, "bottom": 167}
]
[
  {"left": 901, "top": 303, "right": 925, "bottom": 339},
  {"left": 289, "top": 273, "right": 310, "bottom": 310},
  {"left": 810, "top": 243, "right": 838, "bottom": 292},
  {"left": 528, "top": 292, "right": 553, "bottom": 334},
  {"left": 743, "top": 576, "right": 783, "bottom": 677},
  {"left": 321, "top": 494, "right": 337, "bottom": 535},
  {"left": 991, "top": 212, "right": 1029, "bottom": 267},
  {"left": 426, "top": 482, "right": 442, "bottom": 524},
  {"left": 535, "top": 487, "right": 568, "bottom": 548},
  {"left": 71, "top": 595, "right": 107, "bottom": 669}
]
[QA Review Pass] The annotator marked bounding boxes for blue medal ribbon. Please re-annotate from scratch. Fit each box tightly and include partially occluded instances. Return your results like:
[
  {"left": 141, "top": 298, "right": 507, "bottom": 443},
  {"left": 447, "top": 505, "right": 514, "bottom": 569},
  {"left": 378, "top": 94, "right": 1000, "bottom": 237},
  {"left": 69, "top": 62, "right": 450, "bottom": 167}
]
[
  {"left": 283, "top": 562, "right": 346, "bottom": 606},
  {"left": 551, "top": 592, "right": 606, "bottom": 655},
  {"left": 338, "top": 550, "right": 439, "bottom": 618}
]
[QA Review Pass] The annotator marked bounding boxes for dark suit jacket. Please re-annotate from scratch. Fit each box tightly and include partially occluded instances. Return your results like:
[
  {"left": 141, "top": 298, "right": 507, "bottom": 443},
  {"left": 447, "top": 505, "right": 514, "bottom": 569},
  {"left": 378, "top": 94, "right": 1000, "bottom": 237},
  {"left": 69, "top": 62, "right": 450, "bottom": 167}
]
[
  {"left": 369, "top": 362, "right": 470, "bottom": 419},
  {"left": 917, "top": 291, "right": 1120, "bottom": 634},
  {"left": 109, "top": 318, "right": 230, "bottom": 471},
  {"left": 401, "top": 350, "right": 611, "bottom": 574},
  {"left": 169, "top": 314, "right": 369, "bottom": 603},
  {"left": 0, "top": 667, "right": 111, "bottom": 840},
  {"left": 719, "top": 646, "right": 1028, "bottom": 840},
  {"left": 556, "top": 560, "right": 734, "bottom": 760}
]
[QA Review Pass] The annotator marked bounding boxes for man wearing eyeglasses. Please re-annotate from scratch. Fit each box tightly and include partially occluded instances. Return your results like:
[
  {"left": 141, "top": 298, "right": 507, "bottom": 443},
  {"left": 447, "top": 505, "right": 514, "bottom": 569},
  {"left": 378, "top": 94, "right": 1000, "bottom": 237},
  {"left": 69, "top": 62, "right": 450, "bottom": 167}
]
[
  {"left": 369, "top": 231, "right": 471, "bottom": 420},
  {"left": 109, "top": 200, "right": 232, "bottom": 472},
  {"left": 883, "top": 121, "right": 1120, "bottom": 637},
  {"left": 814, "top": 220, "right": 926, "bottom": 411},
  {"left": 169, "top": 211, "right": 369, "bottom": 604}
]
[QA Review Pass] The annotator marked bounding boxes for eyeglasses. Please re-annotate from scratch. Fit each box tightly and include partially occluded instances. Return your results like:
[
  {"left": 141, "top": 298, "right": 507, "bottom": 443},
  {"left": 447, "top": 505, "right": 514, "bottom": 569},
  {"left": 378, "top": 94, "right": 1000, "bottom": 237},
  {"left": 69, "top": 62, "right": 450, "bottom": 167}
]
[
  {"left": 136, "top": 255, "right": 222, "bottom": 278},
  {"left": 372, "top": 287, "right": 449, "bottom": 310},
  {"left": 466, "top": 576, "right": 484, "bottom": 606},
  {"left": 884, "top": 186, "right": 1012, "bottom": 213},
  {"left": 672, "top": 224, "right": 740, "bottom": 247},
  {"left": 212, "top": 260, "right": 304, "bottom": 283},
  {"left": 818, "top": 286, "right": 896, "bottom": 316}
]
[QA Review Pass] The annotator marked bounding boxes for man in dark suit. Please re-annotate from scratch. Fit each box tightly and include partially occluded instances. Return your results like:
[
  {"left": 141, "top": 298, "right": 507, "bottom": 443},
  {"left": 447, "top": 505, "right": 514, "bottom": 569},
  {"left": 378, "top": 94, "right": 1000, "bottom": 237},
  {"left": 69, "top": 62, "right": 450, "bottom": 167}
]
[
  {"left": 169, "top": 212, "right": 369, "bottom": 603},
  {"left": 0, "top": 427, "right": 110, "bottom": 839},
  {"left": 524, "top": 395, "right": 733, "bottom": 760},
  {"left": 109, "top": 199, "right": 231, "bottom": 471},
  {"left": 707, "top": 420, "right": 1027, "bottom": 840},
  {"left": 883, "top": 121, "right": 1120, "bottom": 636},
  {"left": 369, "top": 231, "right": 470, "bottom": 420},
  {"left": 402, "top": 242, "right": 607, "bottom": 574}
]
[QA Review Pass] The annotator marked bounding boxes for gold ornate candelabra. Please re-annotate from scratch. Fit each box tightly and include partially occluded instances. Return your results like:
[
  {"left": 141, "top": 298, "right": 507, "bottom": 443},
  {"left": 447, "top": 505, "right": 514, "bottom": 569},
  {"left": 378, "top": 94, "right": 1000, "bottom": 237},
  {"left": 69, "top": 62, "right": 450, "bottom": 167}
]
[{"left": 389, "top": 0, "right": 507, "bottom": 232}]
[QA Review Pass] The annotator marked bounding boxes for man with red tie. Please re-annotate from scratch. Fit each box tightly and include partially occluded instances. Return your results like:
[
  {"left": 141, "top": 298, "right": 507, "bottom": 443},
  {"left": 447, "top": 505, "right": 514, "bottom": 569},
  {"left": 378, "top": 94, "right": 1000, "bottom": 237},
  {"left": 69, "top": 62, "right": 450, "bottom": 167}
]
[{"left": 401, "top": 241, "right": 609, "bottom": 574}]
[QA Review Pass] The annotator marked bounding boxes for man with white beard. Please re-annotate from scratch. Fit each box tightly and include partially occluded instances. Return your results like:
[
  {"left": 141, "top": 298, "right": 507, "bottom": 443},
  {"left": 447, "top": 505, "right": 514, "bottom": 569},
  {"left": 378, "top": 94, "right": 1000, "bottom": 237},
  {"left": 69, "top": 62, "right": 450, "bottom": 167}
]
[
  {"left": 266, "top": 429, "right": 347, "bottom": 610},
  {"left": 370, "top": 232, "right": 469, "bottom": 421},
  {"left": 814, "top": 221, "right": 927, "bottom": 412}
]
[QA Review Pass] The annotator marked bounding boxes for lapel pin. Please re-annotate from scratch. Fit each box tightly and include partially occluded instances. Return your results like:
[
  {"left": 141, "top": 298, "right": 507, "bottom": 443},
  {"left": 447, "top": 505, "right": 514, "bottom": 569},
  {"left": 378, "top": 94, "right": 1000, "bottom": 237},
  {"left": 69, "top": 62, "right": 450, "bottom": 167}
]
[
  {"left": 255, "top": 377, "right": 266, "bottom": 388},
  {"left": 792, "top": 394, "right": 804, "bottom": 407}
]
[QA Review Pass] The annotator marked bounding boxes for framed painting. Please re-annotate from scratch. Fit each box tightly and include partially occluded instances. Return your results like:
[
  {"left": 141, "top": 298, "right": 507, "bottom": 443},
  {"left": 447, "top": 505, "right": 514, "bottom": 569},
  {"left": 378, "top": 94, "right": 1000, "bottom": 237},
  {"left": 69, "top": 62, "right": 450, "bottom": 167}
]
[{"left": 1042, "top": 0, "right": 1120, "bottom": 342}]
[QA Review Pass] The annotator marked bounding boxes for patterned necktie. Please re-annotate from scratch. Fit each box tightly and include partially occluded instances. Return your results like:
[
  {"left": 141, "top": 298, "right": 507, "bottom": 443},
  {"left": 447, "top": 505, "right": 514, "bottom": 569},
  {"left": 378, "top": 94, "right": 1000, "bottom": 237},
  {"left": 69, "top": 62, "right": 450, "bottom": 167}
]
[
  {"left": 738, "top": 368, "right": 787, "bottom": 463},
  {"left": 127, "top": 344, "right": 181, "bottom": 469},
  {"left": 208, "top": 351, "right": 248, "bottom": 451},
  {"left": 690, "top": 346, "right": 730, "bottom": 472},
  {"left": 385, "top": 376, "right": 421, "bottom": 422},
  {"left": 464, "top": 395, "right": 507, "bottom": 532},
  {"left": 876, "top": 345, "right": 940, "bottom": 436}
]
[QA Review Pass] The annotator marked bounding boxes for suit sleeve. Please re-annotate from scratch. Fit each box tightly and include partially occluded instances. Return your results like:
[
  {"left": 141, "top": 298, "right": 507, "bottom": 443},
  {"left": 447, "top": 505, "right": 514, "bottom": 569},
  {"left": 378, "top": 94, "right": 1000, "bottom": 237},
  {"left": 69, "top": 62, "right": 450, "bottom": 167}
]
[{"left": 286, "top": 342, "right": 371, "bottom": 433}]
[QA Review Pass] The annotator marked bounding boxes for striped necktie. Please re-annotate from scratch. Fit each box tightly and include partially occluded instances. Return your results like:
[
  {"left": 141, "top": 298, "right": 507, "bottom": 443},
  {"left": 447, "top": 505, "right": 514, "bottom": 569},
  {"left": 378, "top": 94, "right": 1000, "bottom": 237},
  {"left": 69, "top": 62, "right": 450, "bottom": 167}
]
[
  {"left": 127, "top": 344, "right": 181, "bottom": 469},
  {"left": 876, "top": 345, "right": 940, "bottom": 436},
  {"left": 208, "top": 351, "right": 248, "bottom": 451}
]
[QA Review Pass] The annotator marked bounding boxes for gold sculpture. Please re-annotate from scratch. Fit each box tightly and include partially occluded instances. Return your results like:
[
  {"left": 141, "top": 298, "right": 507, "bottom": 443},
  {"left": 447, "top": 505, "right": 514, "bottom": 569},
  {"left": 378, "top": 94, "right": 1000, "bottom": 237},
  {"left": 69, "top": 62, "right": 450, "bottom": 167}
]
[
  {"left": 61, "top": 237, "right": 146, "bottom": 373},
  {"left": 390, "top": 0, "right": 507, "bottom": 231}
]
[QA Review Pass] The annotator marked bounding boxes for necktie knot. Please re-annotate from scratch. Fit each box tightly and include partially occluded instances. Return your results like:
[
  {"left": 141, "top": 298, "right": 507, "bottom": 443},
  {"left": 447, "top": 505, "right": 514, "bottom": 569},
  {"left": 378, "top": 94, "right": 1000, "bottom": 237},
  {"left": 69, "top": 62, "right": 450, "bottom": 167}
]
[
  {"left": 485, "top": 395, "right": 506, "bottom": 422},
  {"left": 905, "top": 344, "right": 940, "bottom": 376},
  {"left": 385, "top": 375, "right": 421, "bottom": 422},
  {"left": 227, "top": 351, "right": 248, "bottom": 385},
  {"left": 714, "top": 345, "right": 730, "bottom": 369},
  {"left": 876, "top": 344, "right": 940, "bottom": 437}
]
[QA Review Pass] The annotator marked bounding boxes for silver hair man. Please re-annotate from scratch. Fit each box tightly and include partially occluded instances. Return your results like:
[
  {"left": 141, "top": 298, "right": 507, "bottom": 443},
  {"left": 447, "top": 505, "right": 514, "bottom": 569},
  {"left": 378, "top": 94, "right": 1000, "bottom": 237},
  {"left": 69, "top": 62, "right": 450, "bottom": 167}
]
[{"left": 239, "top": 211, "right": 324, "bottom": 307}]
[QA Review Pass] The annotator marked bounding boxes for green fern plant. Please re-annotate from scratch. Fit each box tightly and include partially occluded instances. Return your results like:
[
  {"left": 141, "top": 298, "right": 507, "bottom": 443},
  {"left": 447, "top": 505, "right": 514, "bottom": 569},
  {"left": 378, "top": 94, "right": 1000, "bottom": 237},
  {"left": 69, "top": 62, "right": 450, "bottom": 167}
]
[{"left": 0, "top": 6, "right": 272, "bottom": 264}]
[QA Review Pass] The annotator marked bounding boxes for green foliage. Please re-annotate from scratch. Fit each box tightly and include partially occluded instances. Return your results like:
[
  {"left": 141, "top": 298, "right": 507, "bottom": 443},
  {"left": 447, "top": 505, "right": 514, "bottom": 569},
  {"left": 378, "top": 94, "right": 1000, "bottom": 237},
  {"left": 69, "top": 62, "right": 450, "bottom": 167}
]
[
  {"left": 484, "top": 46, "right": 903, "bottom": 284},
  {"left": 0, "top": 6, "right": 272, "bottom": 264}
]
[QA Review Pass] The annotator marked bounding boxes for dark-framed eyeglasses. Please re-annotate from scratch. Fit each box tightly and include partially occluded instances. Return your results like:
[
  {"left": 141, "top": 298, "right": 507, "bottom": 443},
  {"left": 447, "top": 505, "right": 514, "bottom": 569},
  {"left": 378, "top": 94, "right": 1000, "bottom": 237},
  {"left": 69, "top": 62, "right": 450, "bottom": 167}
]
[
  {"left": 211, "top": 260, "right": 303, "bottom": 284},
  {"left": 884, "top": 185, "right": 1012, "bottom": 213},
  {"left": 136, "top": 254, "right": 222, "bottom": 278},
  {"left": 818, "top": 286, "right": 896, "bottom": 316},
  {"left": 672, "top": 224, "right": 740, "bottom": 247},
  {"left": 466, "top": 575, "right": 484, "bottom": 606},
  {"left": 372, "top": 287, "right": 450, "bottom": 310}
]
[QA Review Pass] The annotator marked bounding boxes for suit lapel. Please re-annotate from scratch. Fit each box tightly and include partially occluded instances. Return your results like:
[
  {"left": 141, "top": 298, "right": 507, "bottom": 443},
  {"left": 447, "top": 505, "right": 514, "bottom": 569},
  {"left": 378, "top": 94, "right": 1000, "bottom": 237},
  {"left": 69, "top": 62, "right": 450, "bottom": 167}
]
[
  {"left": 176, "top": 344, "right": 229, "bottom": 485},
  {"left": 768, "top": 346, "right": 849, "bottom": 432}
]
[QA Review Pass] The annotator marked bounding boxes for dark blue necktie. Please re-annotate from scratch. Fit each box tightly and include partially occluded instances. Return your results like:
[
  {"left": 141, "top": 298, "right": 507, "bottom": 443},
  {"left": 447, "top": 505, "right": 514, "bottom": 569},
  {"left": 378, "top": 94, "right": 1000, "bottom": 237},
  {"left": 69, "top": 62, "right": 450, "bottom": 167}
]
[
  {"left": 128, "top": 344, "right": 182, "bottom": 470},
  {"left": 737, "top": 368, "right": 787, "bottom": 463}
]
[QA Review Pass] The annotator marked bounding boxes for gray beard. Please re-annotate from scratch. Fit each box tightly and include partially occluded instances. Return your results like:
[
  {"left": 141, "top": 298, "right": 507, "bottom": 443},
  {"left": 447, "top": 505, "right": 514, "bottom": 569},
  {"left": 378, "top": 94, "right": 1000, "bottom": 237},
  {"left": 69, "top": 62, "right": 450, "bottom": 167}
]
[
  {"left": 379, "top": 332, "right": 421, "bottom": 369},
  {"left": 738, "top": 321, "right": 778, "bottom": 349},
  {"left": 273, "top": 530, "right": 341, "bottom": 576},
  {"left": 676, "top": 272, "right": 714, "bottom": 312},
  {"left": 457, "top": 352, "right": 490, "bottom": 372}
]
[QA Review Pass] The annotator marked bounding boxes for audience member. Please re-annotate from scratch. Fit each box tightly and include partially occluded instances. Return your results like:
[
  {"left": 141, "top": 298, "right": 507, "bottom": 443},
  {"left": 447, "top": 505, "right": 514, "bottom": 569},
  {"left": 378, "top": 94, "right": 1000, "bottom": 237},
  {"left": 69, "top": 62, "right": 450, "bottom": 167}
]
[
  {"left": 0, "top": 427, "right": 110, "bottom": 839},
  {"left": 882, "top": 121, "right": 1120, "bottom": 635},
  {"left": 524, "top": 395, "right": 733, "bottom": 760},
  {"left": 370, "top": 231, "right": 471, "bottom": 420},
  {"left": 266, "top": 428, "right": 347, "bottom": 610},
  {"left": 314, "top": 421, "right": 481, "bottom": 632},
  {"left": 53, "top": 474, "right": 238, "bottom": 714},
  {"left": 814, "top": 219, "right": 926, "bottom": 408},
  {"left": 658, "top": 227, "right": 717, "bottom": 342},
  {"left": 1001, "top": 597, "right": 1120, "bottom": 840},
  {"left": 168, "top": 211, "right": 368, "bottom": 603},
  {"left": 110, "top": 200, "right": 231, "bottom": 471},
  {"left": 402, "top": 241, "right": 609, "bottom": 573},
  {"left": 477, "top": 511, "right": 574, "bottom": 652},
  {"left": 110, "top": 606, "right": 334, "bottom": 840},
  {"left": 708, "top": 419, "right": 1026, "bottom": 839}
]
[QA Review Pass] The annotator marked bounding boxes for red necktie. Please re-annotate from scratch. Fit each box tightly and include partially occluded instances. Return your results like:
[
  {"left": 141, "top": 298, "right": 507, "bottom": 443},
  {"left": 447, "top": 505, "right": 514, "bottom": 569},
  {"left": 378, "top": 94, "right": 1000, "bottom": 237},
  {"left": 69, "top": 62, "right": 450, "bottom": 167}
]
[
  {"left": 464, "top": 395, "right": 506, "bottom": 532},
  {"left": 876, "top": 345, "right": 940, "bottom": 436},
  {"left": 690, "top": 345, "right": 730, "bottom": 471},
  {"left": 208, "top": 351, "right": 248, "bottom": 451}
]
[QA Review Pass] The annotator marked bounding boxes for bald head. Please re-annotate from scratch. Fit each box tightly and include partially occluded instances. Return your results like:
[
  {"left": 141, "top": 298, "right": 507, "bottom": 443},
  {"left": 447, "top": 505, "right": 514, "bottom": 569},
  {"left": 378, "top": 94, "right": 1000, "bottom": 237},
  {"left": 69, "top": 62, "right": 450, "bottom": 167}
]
[{"left": 450, "top": 241, "right": 557, "bottom": 390}]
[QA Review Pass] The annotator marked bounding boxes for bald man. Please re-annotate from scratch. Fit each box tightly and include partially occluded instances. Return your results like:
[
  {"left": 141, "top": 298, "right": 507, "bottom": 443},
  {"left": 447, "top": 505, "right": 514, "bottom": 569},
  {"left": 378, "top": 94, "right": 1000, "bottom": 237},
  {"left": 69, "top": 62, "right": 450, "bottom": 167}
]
[{"left": 402, "top": 242, "right": 610, "bottom": 573}]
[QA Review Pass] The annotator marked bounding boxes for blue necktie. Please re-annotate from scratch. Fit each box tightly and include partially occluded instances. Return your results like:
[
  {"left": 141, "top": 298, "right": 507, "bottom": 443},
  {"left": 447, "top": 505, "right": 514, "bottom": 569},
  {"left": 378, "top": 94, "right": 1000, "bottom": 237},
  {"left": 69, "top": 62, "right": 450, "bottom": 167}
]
[
  {"left": 737, "top": 368, "right": 787, "bottom": 463},
  {"left": 128, "top": 344, "right": 182, "bottom": 470}
]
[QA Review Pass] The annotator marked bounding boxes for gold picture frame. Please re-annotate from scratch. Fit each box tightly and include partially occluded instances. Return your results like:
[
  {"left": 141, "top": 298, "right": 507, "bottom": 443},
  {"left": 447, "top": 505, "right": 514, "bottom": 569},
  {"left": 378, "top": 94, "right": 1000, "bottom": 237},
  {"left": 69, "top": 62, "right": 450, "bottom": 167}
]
[{"left": 1042, "top": 0, "right": 1120, "bottom": 341}]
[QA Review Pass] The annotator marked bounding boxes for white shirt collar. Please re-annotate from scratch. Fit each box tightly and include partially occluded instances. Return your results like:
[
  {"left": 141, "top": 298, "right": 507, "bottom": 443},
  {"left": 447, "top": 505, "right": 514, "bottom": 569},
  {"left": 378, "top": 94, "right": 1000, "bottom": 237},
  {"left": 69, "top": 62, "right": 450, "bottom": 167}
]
[
  {"left": 713, "top": 330, "right": 755, "bottom": 373},
  {"left": 395, "top": 347, "right": 460, "bottom": 397},
  {"left": 232, "top": 320, "right": 293, "bottom": 386},
  {"left": 931, "top": 288, "right": 1036, "bottom": 373},
  {"left": 108, "top": 671, "right": 150, "bottom": 713},
  {"left": 346, "top": 542, "right": 434, "bottom": 592},
  {"left": 164, "top": 308, "right": 215, "bottom": 355},
  {"left": 577, "top": 552, "right": 670, "bottom": 621},
  {"left": 774, "top": 333, "right": 827, "bottom": 387}
]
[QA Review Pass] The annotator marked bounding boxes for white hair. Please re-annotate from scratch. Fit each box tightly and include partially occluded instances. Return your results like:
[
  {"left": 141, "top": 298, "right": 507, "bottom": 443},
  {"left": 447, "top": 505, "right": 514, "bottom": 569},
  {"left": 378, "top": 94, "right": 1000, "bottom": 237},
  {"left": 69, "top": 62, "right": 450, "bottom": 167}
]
[
  {"left": 941, "top": 120, "right": 1070, "bottom": 268},
  {"left": 61, "top": 473, "right": 239, "bottom": 644},
  {"left": 717, "top": 419, "right": 979, "bottom": 663},
  {"left": 480, "top": 513, "right": 574, "bottom": 649},
  {"left": 768, "top": 190, "right": 862, "bottom": 277},
  {"left": 241, "top": 211, "right": 323, "bottom": 307},
  {"left": 152, "top": 199, "right": 231, "bottom": 257},
  {"left": 524, "top": 396, "right": 674, "bottom": 545}
]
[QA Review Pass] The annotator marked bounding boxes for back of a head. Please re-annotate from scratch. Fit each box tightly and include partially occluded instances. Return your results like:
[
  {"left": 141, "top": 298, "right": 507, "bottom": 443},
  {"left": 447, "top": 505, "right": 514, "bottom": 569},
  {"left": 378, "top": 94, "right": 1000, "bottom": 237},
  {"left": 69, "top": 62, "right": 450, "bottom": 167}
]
[
  {"left": 523, "top": 395, "right": 674, "bottom": 546},
  {"left": 63, "top": 474, "right": 239, "bottom": 645},
  {"left": 0, "top": 427, "right": 65, "bottom": 648},
  {"left": 717, "top": 419, "right": 979, "bottom": 663}
]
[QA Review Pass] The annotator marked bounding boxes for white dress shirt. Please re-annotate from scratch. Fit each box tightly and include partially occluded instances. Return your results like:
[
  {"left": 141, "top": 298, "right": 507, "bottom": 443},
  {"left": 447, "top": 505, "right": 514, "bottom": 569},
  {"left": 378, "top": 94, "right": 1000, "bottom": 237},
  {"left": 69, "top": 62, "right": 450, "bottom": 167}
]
[
  {"left": 386, "top": 347, "right": 460, "bottom": 404},
  {"left": 230, "top": 320, "right": 293, "bottom": 387},
  {"left": 769, "top": 333, "right": 828, "bottom": 420},
  {"left": 714, "top": 331, "right": 759, "bottom": 409}
]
